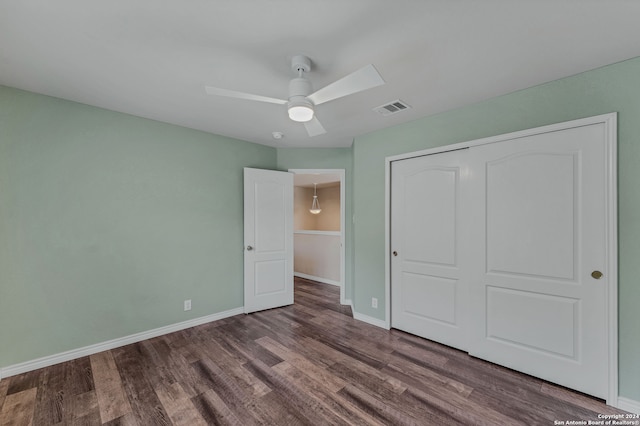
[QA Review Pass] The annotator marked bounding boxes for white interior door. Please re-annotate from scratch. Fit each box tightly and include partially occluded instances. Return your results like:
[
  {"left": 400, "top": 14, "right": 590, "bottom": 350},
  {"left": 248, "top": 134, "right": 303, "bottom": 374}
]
[
  {"left": 391, "top": 149, "right": 470, "bottom": 351},
  {"left": 244, "top": 168, "right": 293, "bottom": 314},
  {"left": 467, "top": 123, "right": 610, "bottom": 399}
]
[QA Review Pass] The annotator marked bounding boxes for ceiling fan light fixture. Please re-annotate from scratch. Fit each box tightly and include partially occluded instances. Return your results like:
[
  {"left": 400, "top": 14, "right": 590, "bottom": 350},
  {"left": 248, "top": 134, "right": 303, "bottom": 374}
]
[
  {"left": 288, "top": 105, "right": 314, "bottom": 122},
  {"left": 287, "top": 97, "right": 314, "bottom": 122}
]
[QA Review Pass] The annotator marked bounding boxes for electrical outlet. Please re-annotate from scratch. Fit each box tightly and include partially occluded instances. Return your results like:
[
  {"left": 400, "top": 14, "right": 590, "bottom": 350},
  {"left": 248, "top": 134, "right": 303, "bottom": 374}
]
[
  {"left": 371, "top": 297, "right": 378, "bottom": 309},
  {"left": 184, "top": 299, "right": 191, "bottom": 311}
]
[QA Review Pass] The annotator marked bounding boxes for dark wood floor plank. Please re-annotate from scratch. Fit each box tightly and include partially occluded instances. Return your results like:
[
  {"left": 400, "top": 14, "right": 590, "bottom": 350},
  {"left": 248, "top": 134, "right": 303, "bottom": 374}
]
[
  {"left": 308, "top": 313, "right": 401, "bottom": 358},
  {"left": 243, "top": 358, "right": 349, "bottom": 426},
  {"left": 467, "top": 383, "right": 590, "bottom": 425},
  {"left": 302, "top": 337, "right": 407, "bottom": 395},
  {"left": 404, "top": 384, "right": 524, "bottom": 426},
  {"left": 309, "top": 308, "right": 388, "bottom": 340},
  {"left": 392, "top": 331, "right": 481, "bottom": 364},
  {"left": 0, "top": 387, "right": 38, "bottom": 426},
  {"left": 244, "top": 389, "right": 308, "bottom": 426},
  {"left": 272, "top": 361, "right": 387, "bottom": 426},
  {"left": 163, "top": 328, "right": 198, "bottom": 355},
  {"left": 294, "top": 291, "right": 350, "bottom": 315},
  {"left": 32, "top": 362, "right": 66, "bottom": 425},
  {"left": 287, "top": 300, "right": 324, "bottom": 318},
  {"left": 337, "top": 384, "right": 422, "bottom": 426},
  {"left": 101, "top": 412, "right": 138, "bottom": 426},
  {"left": 164, "top": 343, "right": 212, "bottom": 399},
  {"left": 0, "top": 380, "right": 9, "bottom": 416},
  {"left": 63, "top": 357, "right": 95, "bottom": 397},
  {"left": 4, "top": 277, "right": 628, "bottom": 425},
  {"left": 208, "top": 321, "right": 284, "bottom": 368},
  {"left": 6, "top": 370, "right": 42, "bottom": 396},
  {"left": 194, "top": 332, "right": 271, "bottom": 399},
  {"left": 190, "top": 358, "right": 262, "bottom": 425},
  {"left": 111, "top": 344, "right": 171, "bottom": 426},
  {"left": 382, "top": 358, "right": 473, "bottom": 399},
  {"left": 282, "top": 317, "right": 389, "bottom": 370},
  {"left": 255, "top": 336, "right": 346, "bottom": 393},
  {"left": 64, "top": 390, "right": 99, "bottom": 424},
  {"left": 388, "top": 337, "right": 450, "bottom": 368},
  {"left": 248, "top": 313, "right": 336, "bottom": 369},
  {"left": 90, "top": 351, "right": 132, "bottom": 423},
  {"left": 248, "top": 310, "right": 305, "bottom": 339},
  {"left": 396, "top": 344, "right": 546, "bottom": 399},
  {"left": 294, "top": 285, "right": 340, "bottom": 303},
  {"left": 191, "top": 388, "right": 247, "bottom": 426},
  {"left": 328, "top": 361, "right": 406, "bottom": 404},
  {"left": 540, "top": 382, "right": 622, "bottom": 415},
  {"left": 153, "top": 382, "right": 207, "bottom": 426},
  {"left": 67, "top": 410, "right": 102, "bottom": 426}
]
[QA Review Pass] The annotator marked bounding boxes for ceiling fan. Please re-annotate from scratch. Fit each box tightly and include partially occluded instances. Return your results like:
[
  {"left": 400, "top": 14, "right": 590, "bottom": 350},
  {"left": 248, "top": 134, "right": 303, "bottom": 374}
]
[{"left": 205, "top": 55, "right": 385, "bottom": 137}]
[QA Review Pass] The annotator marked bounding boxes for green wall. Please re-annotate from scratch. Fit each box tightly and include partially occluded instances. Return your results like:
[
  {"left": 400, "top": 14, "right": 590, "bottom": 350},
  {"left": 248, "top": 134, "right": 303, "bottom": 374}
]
[
  {"left": 276, "top": 148, "right": 354, "bottom": 302},
  {"left": 352, "top": 57, "right": 640, "bottom": 401},
  {"left": 0, "top": 86, "right": 276, "bottom": 367}
]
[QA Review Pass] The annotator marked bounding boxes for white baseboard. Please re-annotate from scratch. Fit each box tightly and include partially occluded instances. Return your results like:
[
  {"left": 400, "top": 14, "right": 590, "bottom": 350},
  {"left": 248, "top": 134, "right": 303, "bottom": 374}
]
[
  {"left": 617, "top": 397, "right": 640, "bottom": 414},
  {"left": 294, "top": 272, "right": 340, "bottom": 287},
  {"left": 0, "top": 307, "right": 244, "bottom": 381},
  {"left": 353, "top": 311, "right": 389, "bottom": 329},
  {"left": 344, "top": 298, "right": 353, "bottom": 309}
]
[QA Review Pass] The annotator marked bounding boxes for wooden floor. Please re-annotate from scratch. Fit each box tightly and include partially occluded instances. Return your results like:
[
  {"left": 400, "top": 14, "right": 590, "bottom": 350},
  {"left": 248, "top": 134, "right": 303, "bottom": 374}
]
[{"left": 0, "top": 278, "right": 627, "bottom": 425}]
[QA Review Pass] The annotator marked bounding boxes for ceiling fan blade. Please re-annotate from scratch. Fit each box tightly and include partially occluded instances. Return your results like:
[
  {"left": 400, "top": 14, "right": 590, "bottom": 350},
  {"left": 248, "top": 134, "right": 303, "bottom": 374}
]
[
  {"left": 307, "top": 64, "right": 385, "bottom": 106},
  {"left": 205, "top": 86, "right": 287, "bottom": 105},
  {"left": 304, "top": 116, "right": 327, "bottom": 137}
]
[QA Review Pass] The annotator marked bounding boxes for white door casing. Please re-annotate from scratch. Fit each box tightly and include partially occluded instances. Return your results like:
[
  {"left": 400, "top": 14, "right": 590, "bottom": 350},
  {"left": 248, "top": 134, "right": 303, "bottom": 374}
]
[
  {"left": 244, "top": 168, "right": 294, "bottom": 314},
  {"left": 386, "top": 113, "right": 617, "bottom": 403},
  {"left": 391, "top": 149, "right": 470, "bottom": 351}
]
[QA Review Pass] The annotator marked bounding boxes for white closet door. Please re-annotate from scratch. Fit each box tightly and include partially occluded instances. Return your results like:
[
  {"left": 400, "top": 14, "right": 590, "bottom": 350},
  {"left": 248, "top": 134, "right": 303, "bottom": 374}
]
[
  {"left": 467, "top": 123, "right": 609, "bottom": 398},
  {"left": 391, "top": 149, "right": 470, "bottom": 351}
]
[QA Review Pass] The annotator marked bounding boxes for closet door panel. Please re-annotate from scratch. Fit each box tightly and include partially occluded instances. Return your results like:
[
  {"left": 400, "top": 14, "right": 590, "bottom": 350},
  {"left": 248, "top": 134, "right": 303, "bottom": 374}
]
[
  {"left": 402, "top": 168, "right": 457, "bottom": 266},
  {"left": 486, "top": 152, "right": 576, "bottom": 280},
  {"left": 391, "top": 150, "right": 469, "bottom": 351},
  {"left": 468, "top": 124, "right": 609, "bottom": 399}
]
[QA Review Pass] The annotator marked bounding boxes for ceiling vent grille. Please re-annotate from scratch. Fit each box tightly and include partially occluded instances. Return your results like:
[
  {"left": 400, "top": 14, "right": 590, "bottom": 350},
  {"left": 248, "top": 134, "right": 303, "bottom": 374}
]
[{"left": 373, "top": 99, "right": 411, "bottom": 116}]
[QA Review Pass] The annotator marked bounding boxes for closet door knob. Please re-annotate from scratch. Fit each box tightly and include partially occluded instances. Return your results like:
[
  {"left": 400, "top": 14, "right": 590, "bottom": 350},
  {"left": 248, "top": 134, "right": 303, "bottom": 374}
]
[
  {"left": 393, "top": 251, "right": 398, "bottom": 257},
  {"left": 247, "top": 245, "right": 253, "bottom": 251},
  {"left": 591, "top": 270, "right": 603, "bottom": 279}
]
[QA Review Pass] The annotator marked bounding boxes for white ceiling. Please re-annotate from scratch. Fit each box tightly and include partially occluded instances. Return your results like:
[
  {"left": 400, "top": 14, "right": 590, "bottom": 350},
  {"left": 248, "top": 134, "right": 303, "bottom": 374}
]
[{"left": 2, "top": 1, "right": 640, "bottom": 148}]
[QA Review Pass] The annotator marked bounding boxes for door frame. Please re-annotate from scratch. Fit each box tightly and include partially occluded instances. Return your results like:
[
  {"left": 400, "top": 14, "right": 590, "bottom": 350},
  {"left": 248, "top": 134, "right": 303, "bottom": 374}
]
[
  {"left": 384, "top": 113, "right": 618, "bottom": 405},
  {"left": 289, "top": 168, "right": 347, "bottom": 305}
]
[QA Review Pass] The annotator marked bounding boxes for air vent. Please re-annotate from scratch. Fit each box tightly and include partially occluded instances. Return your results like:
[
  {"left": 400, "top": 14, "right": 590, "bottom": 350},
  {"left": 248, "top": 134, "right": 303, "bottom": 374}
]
[{"left": 373, "top": 99, "right": 411, "bottom": 116}]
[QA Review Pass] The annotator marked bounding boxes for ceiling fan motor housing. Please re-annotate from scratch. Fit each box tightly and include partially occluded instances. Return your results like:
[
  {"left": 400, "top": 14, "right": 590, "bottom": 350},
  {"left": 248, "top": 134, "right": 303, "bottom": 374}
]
[
  {"left": 289, "top": 77, "right": 312, "bottom": 98},
  {"left": 288, "top": 73, "right": 314, "bottom": 122}
]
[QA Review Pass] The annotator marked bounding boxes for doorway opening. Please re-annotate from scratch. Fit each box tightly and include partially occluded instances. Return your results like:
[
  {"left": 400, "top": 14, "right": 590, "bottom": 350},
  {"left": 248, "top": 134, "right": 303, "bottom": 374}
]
[{"left": 289, "top": 169, "right": 346, "bottom": 305}]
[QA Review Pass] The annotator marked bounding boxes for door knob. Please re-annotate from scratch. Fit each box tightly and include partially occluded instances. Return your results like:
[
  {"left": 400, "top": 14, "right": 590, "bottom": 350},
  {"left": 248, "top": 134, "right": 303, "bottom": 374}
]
[
  {"left": 393, "top": 251, "right": 398, "bottom": 257},
  {"left": 247, "top": 245, "right": 253, "bottom": 251},
  {"left": 591, "top": 270, "right": 603, "bottom": 279}
]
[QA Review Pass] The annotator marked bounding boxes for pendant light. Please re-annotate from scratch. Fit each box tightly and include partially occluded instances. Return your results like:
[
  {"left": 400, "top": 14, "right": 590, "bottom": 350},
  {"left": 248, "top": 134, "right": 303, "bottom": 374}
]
[{"left": 309, "top": 183, "right": 322, "bottom": 214}]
